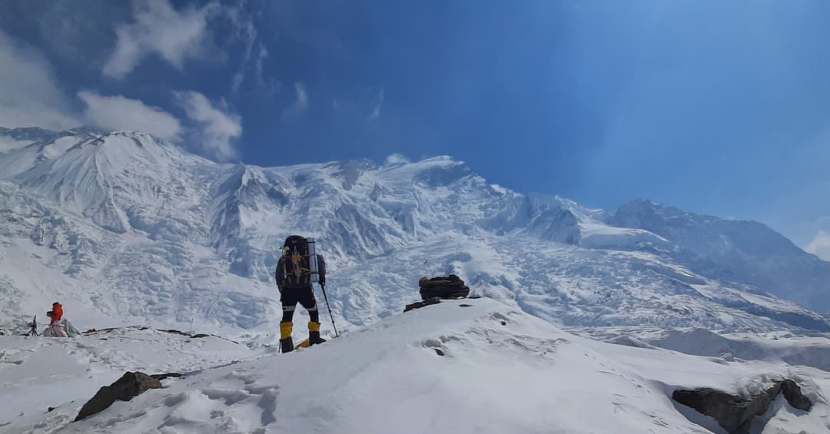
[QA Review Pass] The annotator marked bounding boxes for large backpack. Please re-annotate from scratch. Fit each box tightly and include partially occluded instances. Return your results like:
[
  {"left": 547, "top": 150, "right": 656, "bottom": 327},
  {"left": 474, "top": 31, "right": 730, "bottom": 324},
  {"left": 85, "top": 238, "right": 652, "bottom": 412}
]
[
  {"left": 418, "top": 275, "right": 470, "bottom": 300},
  {"left": 277, "top": 235, "right": 322, "bottom": 289}
]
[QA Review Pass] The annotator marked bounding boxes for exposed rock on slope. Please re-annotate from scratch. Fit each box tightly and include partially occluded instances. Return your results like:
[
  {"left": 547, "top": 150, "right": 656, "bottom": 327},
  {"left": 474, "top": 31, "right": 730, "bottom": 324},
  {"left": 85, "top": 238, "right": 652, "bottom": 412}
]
[
  {"left": 75, "top": 372, "right": 162, "bottom": 421},
  {"left": 673, "top": 379, "right": 813, "bottom": 434},
  {"left": 16, "top": 299, "right": 828, "bottom": 434}
]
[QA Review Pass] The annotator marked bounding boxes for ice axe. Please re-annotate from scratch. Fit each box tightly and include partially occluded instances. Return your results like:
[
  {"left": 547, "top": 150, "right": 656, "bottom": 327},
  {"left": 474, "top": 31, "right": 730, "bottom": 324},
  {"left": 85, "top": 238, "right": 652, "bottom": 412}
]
[{"left": 319, "top": 283, "right": 339, "bottom": 338}]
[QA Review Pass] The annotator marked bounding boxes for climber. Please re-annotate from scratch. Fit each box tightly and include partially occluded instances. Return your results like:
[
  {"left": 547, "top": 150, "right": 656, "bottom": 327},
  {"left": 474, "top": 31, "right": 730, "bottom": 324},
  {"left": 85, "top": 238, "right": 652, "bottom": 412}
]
[
  {"left": 52, "top": 302, "right": 63, "bottom": 322},
  {"left": 275, "top": 235, "right": 327, "bottom": 353},
  {"left": 42, "top": 302, "right": 79, "bottom": 337},
  {"left": 44, "top": 305, "right": 68, "bottom": 337}
]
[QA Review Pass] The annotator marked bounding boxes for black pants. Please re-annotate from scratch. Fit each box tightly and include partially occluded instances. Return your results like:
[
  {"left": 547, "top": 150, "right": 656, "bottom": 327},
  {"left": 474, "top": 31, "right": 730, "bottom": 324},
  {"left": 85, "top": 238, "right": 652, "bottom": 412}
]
[{"left": 280, "top": 286, "right": 320, "bottom": 323}]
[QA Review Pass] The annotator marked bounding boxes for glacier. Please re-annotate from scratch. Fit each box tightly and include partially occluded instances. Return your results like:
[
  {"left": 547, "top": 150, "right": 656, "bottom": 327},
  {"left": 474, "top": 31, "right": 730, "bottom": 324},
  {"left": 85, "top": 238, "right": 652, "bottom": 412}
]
[
  {"left": 3, "top": 127, "right": 830, "bottom": 433},
  {"left": 0, "top": 126, "right": 829, "bottom": 339}
]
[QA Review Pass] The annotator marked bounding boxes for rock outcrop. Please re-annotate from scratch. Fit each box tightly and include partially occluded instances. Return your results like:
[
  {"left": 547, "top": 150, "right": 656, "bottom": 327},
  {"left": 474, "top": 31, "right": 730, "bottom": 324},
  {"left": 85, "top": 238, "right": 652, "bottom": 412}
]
[
  {"left": 74, "top": 372, "right": 162, "bottom": 421},
  {"left": 672, "top": 379, "right": 812, "bottom": 434}
]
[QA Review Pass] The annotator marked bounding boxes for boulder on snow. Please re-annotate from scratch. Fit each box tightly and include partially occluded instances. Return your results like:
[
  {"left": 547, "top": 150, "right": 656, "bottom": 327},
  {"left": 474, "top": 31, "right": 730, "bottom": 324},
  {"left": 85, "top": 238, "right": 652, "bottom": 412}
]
[
  {"left": 672, "top": 379, "right": 812, "bottom": 434},
  {"left": 74, "top": 372, "right": 162, "bottom": 422}
]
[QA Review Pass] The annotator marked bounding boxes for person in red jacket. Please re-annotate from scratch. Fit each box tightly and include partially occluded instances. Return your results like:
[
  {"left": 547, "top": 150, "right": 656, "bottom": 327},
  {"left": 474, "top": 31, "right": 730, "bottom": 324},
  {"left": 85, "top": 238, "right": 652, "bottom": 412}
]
[
  {"left": 45, "top": 302, "right": 68, "bottom": 337},
  {"left": 51, "top": 302, "right": 63, "bottom": 322}
]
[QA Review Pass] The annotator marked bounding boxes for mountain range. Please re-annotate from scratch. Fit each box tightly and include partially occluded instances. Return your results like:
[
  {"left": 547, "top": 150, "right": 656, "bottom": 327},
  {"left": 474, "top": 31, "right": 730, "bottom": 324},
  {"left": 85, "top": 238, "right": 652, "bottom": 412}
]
[{"left": 1, "top": 126, "right": 829, "bottom": 338}]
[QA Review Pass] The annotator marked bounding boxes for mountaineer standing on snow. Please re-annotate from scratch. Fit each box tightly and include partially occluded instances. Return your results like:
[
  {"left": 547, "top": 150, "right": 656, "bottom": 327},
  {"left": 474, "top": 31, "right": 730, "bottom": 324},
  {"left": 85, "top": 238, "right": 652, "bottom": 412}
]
[{"left": 275, "top": 235, "right": 327, "bottom": 353}]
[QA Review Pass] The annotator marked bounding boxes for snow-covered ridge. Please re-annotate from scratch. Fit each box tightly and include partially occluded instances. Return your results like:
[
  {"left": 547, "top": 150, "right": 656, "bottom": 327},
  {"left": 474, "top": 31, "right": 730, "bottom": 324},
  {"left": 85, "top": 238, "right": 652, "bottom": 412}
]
[
  {"left": 1, "top": 127, "right": 830, "bottom": 338},
  {"left": 6, "top": 299, "right": 830, "bottom": 433}
]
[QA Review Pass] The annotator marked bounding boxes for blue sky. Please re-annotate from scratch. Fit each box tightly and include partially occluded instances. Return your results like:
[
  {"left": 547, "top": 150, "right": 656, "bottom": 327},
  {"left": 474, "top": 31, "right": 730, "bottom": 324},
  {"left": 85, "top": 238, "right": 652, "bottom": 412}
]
[{"left": 1, "top": 0, "right": 829, "bottom": 254}]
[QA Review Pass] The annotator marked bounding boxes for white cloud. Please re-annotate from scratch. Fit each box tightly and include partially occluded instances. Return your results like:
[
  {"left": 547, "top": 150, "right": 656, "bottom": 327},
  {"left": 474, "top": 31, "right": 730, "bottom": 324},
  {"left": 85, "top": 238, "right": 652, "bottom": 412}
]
[
  {"left": 282, "top": 82, "right": 309, "bottom": 120},
  {"left": 369, "top": 88, "right": 385, "bottom": 120},
  {"left": 104, "top": 0, "right": 218, "bottom": 79},
  {"left": 293, "top": 82, "right": 309, "bottom": 112},
  {"left": 229, "top": 5, "right": 259, "bottom": 94},
  {"left": 78, "top": 91, "right": 182, "bottom": 141},
  {"left": 806, "top": 230, "right": 830, "bottom": 261},
  {"left": 0, "top": 29, "right": 79, "bottom": 129},
  {"left": 174, "top": 91, "right": 241, "bottom": 161}
]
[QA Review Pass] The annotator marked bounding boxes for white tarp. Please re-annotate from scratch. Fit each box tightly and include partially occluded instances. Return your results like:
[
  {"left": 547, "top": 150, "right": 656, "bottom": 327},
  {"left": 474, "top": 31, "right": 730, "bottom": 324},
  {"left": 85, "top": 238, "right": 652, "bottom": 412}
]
[{"left": 42, "top": 319, "right": 79, "bottom": 337}]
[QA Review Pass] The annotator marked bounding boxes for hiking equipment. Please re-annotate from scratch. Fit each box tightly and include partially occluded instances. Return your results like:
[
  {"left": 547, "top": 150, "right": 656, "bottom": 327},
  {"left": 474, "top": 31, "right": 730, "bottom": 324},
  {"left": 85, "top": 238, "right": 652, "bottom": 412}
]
[
  {"left": 26, "top": 315, "right": 38, "bottom": 336},
  {"left": 43, "top": 322, "right": 68, "bottom": 337},
  {"left": 419, "top": 275, "right": 470, "bottom": 300},
  {"left": 63, "top": 319, "right": 80, "bottom": 337},
  {"left": 320, "top": 283, "right": 339, "bottom": 338},
  {"left": 277, "top": 236, "right": 324, "bottom": 289}
]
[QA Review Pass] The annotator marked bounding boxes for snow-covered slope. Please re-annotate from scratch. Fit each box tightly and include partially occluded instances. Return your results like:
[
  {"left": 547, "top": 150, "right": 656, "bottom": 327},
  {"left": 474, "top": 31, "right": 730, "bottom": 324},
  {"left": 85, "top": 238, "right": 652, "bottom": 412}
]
[
  {"left": 5, "top": 299, "right": 829, "bottom": 434},
  {"left": 613, "top": 199, "right": 830, "bottom": 312},
  {"left": 1, "top": 127, "right": 830, "bottom": 339},
  {"left": 0, "top": 327, "right": 255, "bottom": 430}
]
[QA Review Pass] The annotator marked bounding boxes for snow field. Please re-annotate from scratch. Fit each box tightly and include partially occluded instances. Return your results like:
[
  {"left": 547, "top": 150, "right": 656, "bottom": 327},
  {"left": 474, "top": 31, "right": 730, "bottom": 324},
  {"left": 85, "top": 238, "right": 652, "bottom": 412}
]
[{"left": 7, "top": 299, "right": 827, "bottom": 434}]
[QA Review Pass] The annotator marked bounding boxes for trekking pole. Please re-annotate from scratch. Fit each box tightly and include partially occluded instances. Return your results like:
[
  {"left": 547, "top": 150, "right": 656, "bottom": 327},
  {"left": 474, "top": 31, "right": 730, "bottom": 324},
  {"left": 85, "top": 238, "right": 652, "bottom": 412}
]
[
  {"left": 27, "top": 315, "right": 38, "bottom": 336},
  {"left": 319, "top": 283, "right": 339, "bottom": 337}
]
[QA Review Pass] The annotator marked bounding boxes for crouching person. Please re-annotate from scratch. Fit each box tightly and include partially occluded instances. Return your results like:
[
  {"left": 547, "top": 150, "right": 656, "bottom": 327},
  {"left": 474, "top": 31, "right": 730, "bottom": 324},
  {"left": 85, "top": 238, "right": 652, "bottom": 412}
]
[{"left": 42, "top": 302, "right": 79, "bottom": 337}]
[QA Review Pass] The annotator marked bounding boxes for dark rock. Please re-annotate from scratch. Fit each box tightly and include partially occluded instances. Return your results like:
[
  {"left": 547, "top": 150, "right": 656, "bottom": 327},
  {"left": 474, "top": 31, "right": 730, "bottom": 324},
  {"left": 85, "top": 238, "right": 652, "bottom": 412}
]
[
  {"left": 404, "top": 297, "right": 442, "bottom": 312},
  {"left": 672, "top": 379, "right": 813, "bottom": 434},
  {"left": 418, "top": 275, "right": 470, "bottom": 300},
  {"left": 780, "top": 379, "right": 812, "bottom": 411},
  {"left": 74, "top": 372, "right": 161, "bottom": 422},
  {"left": 159, "top": 329, "right": 212, "bottom": 339},
  {"left": 150, "top": 372, "right": 185, "bottom": 381}
]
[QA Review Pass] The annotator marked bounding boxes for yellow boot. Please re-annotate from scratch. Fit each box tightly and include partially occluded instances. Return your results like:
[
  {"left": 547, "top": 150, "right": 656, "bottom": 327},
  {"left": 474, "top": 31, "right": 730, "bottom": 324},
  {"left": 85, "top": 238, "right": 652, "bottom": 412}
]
[
  {"left": 279, "top": 321, "right": 293, "bottom": 353},
  {"left": 309, "top": 321, "right": 325, "bottom": 345}
]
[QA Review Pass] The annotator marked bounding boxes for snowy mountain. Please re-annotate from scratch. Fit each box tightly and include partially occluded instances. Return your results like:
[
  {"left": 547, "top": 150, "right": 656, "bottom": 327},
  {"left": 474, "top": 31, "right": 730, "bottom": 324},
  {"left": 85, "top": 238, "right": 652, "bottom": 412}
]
[
  {"left": 0, "top": 126, "right": 829, "bottom": 339},
  {"left": 4, "top": 127, "right": 830, "bottom": 433},
  {"left": 613, "top": 199, "right": 830, "bottom": 312},
  {"left": 5, "top": 299, "right": 830, "bottom": 433}
]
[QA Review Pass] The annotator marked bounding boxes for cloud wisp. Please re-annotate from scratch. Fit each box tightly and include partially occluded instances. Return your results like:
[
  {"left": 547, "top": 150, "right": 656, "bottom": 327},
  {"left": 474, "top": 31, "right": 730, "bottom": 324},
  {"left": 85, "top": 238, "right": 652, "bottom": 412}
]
[
  {"left": 281, "top": 82, "right": 309, "bottom": 121},
  {"left": 104, "top": 0, "right": 218, "bottom": 79},
  {"left": 174, "top": 91, "right": 242, "bottom": 161},
  {"left": 0, "top": 29, "right": 78, "bottom": 130},
  {"left": 78, "top": 91, "right": 182, "bottom": 141},
  {"left": 369, "top": 88, "right": 385, "bottom": 120},
  {"left": 807, "top": 230, "right": 830, "bottom": 261},
  {"left": 227, "top": 4, "right": 275, "bottom": 96}
]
